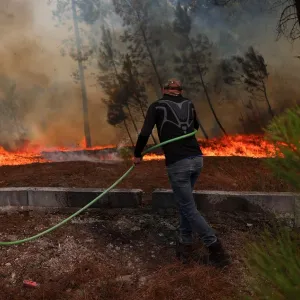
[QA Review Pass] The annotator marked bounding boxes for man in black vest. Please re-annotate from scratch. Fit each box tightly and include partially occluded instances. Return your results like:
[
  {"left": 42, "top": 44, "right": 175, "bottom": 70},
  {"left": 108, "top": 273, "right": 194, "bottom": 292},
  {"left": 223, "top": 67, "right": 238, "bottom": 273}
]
[{"left": 133, "top": 79, "right": 231, "bottom": 267}]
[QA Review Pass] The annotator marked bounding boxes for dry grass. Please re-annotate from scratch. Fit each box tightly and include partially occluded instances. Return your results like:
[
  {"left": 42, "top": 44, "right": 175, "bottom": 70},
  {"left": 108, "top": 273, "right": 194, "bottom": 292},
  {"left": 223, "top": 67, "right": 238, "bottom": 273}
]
[
  {"left": 0, "top": 261, "right": 238, "bottom": 300},
  {"left": 0, "top": 260, "right": 123, "bottom": 300},
  {"left": 131, "top": 263, "right": 236, "bottom": 300},
  {"left": 0, "top": 209, "right": 254, "bottom": 300}
]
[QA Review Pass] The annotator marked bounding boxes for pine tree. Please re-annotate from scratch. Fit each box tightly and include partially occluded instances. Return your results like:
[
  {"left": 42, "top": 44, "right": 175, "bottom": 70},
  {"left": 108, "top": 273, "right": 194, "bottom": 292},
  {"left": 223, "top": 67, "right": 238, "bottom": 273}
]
[
  {"left": 243, "top": 105, "right": 300, "bottom": 299},
  {"left": 222, "top": 46, "right": 274, "bottom": 118},
  {"left": 244, "top": 226, "right": 300, "bottom": 299},
  {"left": 104, "top": 87, "right": 135, "bottom": 147},
  {"left": 0, "top": 77, "right": 27, "bottom": 150},
  {"left": 277, "top": 0, "right": 300, "bottom": 41},
  {"left": 112, "top": 0, "right": 168, "bottom": 95},
  {"left": 48, "top": 0, "right": 109, "bottom": 147},
  {"left": 173, "top": 54, "right": 210, "bottom": 139},
  {"left": 118, "top": 54, "right": 158, "bottom": 144},
  {"left": 264, "top": 105, "right": 300, "bottom": 190},
  {"left": 97, "top": 25, "right": 140, "bottom": 139},
  {"left": 173, "top": 3, "right": 227, "bottom": 135}
]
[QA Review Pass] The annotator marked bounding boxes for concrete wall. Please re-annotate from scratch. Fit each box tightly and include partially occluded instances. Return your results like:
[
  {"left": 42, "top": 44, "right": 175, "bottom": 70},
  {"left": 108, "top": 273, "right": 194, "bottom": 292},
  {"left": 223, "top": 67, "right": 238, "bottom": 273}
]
[
  {"left": 0, "top": 187, "right": 299, "bottom": 226},
  {"left": 0, "top": 188, "right": 143, "bottom": 209},
  {"left": 152, "top": 189, "right": 300, "bottom": 226}
]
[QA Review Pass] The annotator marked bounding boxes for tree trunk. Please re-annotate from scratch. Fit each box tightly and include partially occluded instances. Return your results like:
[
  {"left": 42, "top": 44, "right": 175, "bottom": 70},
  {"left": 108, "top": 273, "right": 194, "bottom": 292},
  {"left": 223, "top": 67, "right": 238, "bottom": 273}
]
[
  {"left": 71, "top": 0, "right": 92, "bottom": 147},
  {"left": 126, "top": 104, "right": 139, "bottom": 136},
  {"left": 196, "top": 119, "right": 209, "bottom": 140},
  {"left": 111, "top": 61, "right": 140, "bottom": 139},
  {"left": 252, "top": 98, "right": 262, "bottom": 118},
  {"left": 184, "top": 86, "right": 209, "bottom": 139},
  {"left": 137, "top": 100, "right": 158, "bottom": 144},
  {"left": 239, "top": 112, "right": 248, "bottom": 134},
  {"left": 111, "top": 56, "right": 142, "bottom": 136},
  {"left": 294, "top": 0, "right": 300, "bottom": 27},
  {"left": 262, "top": 82, "right": 274, "bottom": 118},
  {"left": 125, "top": 57, "right": 158, "bottom": 145},
  {"left": 123, "top": 119, "right": 134, "bottom": 147},
  {"left": 130, "top": 4, "right": 163, "bottom": 88},
  {"left": 187, "top": 37, "right": 227, "bottom": 136},
  {"left": 139, "top": 26, "right": 163, "bottom": 89}
]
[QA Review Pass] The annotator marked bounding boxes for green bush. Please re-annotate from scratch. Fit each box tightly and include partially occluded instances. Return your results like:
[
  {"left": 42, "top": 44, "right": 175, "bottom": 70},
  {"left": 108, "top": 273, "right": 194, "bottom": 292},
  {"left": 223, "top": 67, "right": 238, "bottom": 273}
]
[
  {"left": 118, "top": 147, "right": 133, "bottom": 163},
  {"left": 244, "top": 227, "right": 300, "bottom": 300},
  {"left": 264, "top": 105, "right": 300, "bottom": 191},
  {"left": 243, "top": 105, "right": 300, "bottom": 299}
]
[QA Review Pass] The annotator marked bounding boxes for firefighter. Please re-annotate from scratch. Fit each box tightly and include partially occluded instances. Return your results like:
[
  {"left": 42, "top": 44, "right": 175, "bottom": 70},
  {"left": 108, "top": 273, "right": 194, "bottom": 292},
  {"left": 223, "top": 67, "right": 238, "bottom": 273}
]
[{"left": 133, "top": 79, "right": 231, "bottom": 267}]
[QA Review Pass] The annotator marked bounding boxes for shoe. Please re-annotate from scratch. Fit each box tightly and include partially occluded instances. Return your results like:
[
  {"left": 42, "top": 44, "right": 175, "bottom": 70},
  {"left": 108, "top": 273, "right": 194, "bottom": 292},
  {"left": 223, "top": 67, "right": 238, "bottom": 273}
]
[{"left": 207, "top": 239, "right": 231, "bottom": 268}]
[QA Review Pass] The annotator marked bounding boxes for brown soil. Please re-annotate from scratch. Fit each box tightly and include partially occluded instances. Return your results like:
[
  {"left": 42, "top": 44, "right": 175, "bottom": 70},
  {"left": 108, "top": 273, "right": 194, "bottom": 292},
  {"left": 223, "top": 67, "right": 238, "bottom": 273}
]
[
  {"left": 0, "top": 157, "right": 293, "bottom": 193},
  {"left": 0, "top": 156, "right": 293, "bottom": 299},
  {"left": 0, "top": 208, "right": 267, "bottom": 300}
]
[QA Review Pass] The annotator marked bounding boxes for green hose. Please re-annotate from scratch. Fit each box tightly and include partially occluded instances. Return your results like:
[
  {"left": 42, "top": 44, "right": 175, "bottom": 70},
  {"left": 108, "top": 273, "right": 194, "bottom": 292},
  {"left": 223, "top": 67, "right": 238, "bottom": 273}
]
[{"left": 0, "top": 130, "right": 197, "bottom": 246}]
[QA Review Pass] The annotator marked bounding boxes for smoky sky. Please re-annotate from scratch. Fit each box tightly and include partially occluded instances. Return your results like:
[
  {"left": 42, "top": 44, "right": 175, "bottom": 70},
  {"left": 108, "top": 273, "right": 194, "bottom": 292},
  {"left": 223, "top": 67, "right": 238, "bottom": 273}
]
[
  {"left": 0, "top": 0, "right": 299, "bottom": 150},
  {"left": 0, "top": 0, "right": 119, "bottom": 150}
]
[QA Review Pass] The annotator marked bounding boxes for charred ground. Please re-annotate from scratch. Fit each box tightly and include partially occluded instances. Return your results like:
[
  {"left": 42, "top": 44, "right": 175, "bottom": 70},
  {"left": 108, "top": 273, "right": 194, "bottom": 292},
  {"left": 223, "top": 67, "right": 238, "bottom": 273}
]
[
  {"left": 0, "top": 157, "right": 293, "bottom": 193},
  {"left": 0, "top": 207, "right": 269, "bottom": 300}
]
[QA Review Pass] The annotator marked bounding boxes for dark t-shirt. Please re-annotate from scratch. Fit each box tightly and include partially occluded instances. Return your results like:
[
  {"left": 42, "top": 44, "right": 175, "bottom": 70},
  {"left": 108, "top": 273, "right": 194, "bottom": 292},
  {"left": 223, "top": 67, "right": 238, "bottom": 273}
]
[{"left": 134, "top": 94, "right": 203, "bottom": 166}]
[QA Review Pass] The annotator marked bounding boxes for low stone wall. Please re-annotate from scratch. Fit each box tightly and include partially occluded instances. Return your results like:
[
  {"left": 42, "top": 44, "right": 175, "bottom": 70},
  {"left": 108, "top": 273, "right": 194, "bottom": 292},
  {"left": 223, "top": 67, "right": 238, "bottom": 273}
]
[
  {"left": 152, "top": 189, "right": 300, "bottom": 226},
  {"left": 0, "top": 187, "right": 143, "bottom": 209},
  {"left": 0, "top": 187, "right": 299, "bottom": 226}
]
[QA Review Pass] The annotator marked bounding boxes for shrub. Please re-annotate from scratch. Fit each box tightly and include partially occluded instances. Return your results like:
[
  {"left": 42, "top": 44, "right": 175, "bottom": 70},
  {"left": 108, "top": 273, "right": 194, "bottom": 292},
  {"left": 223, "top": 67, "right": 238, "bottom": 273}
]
[
  {"left": 264, "top": 105, "right": 300, "bottom": 191},
  {"left": 118, "top": 146, "right": 133, "bottom": 164},
  {"left": 243, "top": 105, "right": 300, "bottom": 299}
]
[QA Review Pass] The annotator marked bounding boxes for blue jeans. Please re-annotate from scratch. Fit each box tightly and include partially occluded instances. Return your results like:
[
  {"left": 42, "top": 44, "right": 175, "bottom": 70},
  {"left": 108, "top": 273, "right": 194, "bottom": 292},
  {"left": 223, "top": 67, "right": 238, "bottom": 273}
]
[{"left": 167, "top": 156, "right": 217, "bottom": 247}]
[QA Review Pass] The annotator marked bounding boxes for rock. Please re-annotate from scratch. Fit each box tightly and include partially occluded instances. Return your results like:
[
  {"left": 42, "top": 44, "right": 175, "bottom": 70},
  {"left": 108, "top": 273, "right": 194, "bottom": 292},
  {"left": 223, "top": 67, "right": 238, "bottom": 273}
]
[
  {"left": 131, "top": 226, "right": 141, "bottom": 232},
  {"left": 139, "top": 276, "right": 147, "bottom": 287},
  {"left": 115, "top": 275, "right": 134, "bottom": 283},
  {"left": 85, "top": 238, "right": 94, "bottom": 243},
  {"left": 160, "top": 221, "right": 176, "bottom": 231},
  {"left": 10, "top": 272, "right": 16, "bottom": 284},
  {"left": 138, "top": 275, "right": 154, "bottom": 287},
  {"left": 115, "top": 217, "right": 135, "bottom": 231},
  {"left": 5, "top": 263, "right": 11, "bottom": 267}
]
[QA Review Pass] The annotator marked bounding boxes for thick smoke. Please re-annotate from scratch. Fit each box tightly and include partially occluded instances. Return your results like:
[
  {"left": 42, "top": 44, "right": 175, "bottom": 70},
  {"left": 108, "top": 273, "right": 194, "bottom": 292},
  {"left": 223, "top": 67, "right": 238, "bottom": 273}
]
[
  {"left": 173, "top": 1, "right": 300, "bottom": 136},
  {"left": 0, "top": 0, "right": 116, "bottom": 151},
  {"left": 0, "top": 0, "right": 299, "bottom": 151}
]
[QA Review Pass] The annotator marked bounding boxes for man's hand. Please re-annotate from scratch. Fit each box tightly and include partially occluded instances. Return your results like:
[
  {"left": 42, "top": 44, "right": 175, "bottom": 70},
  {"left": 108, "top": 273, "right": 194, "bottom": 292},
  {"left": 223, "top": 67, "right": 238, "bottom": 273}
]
[{"left": 133, "top": 156, "right": 143, "bottom": 165}]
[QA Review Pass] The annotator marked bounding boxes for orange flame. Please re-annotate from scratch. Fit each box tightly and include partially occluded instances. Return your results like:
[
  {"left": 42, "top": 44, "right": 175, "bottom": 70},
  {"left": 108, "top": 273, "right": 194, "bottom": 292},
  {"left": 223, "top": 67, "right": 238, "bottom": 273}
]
[
  {"left": 79, "top": 137, "right": 86, "bottom": 148},
  {"left": 0, "top": 134, "right": 277, "bottom": 166},
  {"left": 142, "top": 134, "right": 277, "bottom": 161}
]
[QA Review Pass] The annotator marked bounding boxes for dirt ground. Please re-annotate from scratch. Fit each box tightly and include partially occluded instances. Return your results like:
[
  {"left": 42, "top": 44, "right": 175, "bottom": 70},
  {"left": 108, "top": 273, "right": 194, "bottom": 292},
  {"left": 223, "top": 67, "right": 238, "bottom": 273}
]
[
  {"left": 0, "top": 208, "right": 270, "bottom": 300},
  {"left": 0, "top": 157, "right": 293, "bottom": 193},
  {"left": 0, "top": 156, "right": 294, "bottom": 299}
]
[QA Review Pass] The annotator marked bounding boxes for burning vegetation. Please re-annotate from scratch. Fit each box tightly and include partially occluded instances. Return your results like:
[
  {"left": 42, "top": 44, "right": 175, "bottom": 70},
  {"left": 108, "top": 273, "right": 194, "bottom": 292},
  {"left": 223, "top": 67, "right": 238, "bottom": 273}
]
[
  {"left": 0, "top": 0, "right": 299, "bottom": 157},
  {"left": 0, "top": 133, "right": 276, "bottom": 166}
]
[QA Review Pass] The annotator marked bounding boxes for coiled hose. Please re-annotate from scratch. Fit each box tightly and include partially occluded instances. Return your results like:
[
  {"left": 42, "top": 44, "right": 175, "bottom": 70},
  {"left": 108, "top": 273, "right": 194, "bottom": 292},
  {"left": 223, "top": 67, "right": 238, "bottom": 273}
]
[{"left": 0, "top": 129, "right": 197, "bottom": 246}]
